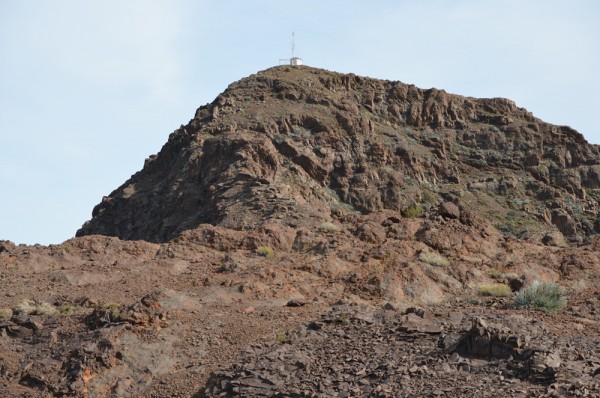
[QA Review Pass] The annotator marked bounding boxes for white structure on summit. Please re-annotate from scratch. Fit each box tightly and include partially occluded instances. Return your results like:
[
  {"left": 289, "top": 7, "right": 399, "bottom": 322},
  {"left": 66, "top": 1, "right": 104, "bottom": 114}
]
[{"left": 279, "top": 32, "right": 303, "bottom": 66}]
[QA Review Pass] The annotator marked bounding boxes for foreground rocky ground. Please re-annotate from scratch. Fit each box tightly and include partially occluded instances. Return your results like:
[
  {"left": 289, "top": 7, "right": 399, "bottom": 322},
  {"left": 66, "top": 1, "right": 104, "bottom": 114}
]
[
  {"left": 2, "top": 217, "right": 600, "bottom": 397},
  {"left": 206, "top": 304, "right": 600, "bottom": 397}
]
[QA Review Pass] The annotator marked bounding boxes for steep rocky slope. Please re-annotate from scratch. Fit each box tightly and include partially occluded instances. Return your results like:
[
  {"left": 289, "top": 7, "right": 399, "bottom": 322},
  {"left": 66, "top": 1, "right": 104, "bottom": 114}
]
[{"left": 78, "top": 66, "right": 600, "bottom": 245}]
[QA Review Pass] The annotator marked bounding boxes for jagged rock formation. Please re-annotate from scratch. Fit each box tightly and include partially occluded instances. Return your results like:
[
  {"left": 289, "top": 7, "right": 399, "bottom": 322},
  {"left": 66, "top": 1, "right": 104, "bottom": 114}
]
[{"left": 77, "top": 66, "right": 600, "bottom": 244}]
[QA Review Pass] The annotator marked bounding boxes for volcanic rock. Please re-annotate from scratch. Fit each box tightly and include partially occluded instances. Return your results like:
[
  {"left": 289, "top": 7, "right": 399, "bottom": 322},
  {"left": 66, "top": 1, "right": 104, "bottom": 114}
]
[{"left": 77, "top": 66, "right": 600, "bottom": 245}]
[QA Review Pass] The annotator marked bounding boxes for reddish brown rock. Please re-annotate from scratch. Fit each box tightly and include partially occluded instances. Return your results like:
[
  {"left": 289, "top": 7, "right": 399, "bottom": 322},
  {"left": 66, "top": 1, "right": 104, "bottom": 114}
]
[
  {"left": 76, "top": 66, "right": 600, "bottom": 245},
  {"left": 439, "top": 202, "right": 460, "bottom": 219}
]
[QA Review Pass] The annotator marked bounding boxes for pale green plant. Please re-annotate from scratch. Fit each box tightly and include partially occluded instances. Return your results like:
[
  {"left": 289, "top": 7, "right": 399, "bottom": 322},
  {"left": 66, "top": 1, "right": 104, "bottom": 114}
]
[
  {"left": 318, "top": 222, "right": 340, "bottom": 233},
  {"left": 419, "top": 252, "right": 449, "bottom": 267},
  {"left": 402, "top": 204, "right": 423, "bottom": 218},
  {"left": 15, "top": 299, "right": 57, "bottom": 316},
  {"left": 256, "top": 246, "right": 275, "bottom": 259},
  {"left": 0, "top": 308, "right": 13, "bottom": 320},
  {"left": 478, "top": 283, "right": 512, "bottom": 297},
  {"left": 514, "top": 281, "right": 566, "bottom": 312}
]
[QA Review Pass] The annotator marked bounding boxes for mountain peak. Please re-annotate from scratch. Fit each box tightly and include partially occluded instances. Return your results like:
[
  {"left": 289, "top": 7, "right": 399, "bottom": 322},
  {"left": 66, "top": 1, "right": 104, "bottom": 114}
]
[{"left": 77, "top": 66, "right": 600, "bottom": 245}]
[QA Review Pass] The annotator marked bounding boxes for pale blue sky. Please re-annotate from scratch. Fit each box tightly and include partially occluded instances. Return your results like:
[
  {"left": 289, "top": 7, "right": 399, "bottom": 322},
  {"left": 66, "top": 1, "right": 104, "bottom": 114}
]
[{"left": 1, "top": 0, "right": 599, "bottom": 245}]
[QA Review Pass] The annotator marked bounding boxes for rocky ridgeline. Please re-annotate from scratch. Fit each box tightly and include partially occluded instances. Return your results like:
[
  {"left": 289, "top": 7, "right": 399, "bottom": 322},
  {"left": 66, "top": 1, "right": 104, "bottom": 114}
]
[
  {"left": 77, "top": 66, "right": 600, "bottom": 245},
  {"left": 205, "top": 305, "right": 600, "bottom": 397}
]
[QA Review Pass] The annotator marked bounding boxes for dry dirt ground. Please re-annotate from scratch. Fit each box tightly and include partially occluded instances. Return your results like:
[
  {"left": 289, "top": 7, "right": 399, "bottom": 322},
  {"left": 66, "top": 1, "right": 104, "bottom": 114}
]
[{"left": 1, "top": 225, "right": 600, "bottom": 397}]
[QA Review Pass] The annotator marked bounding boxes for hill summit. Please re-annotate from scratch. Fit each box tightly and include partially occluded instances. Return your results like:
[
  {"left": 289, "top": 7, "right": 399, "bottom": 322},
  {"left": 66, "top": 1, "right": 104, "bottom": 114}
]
[{"left": 77, "top": 65, "right": 600, "bottom": 245}]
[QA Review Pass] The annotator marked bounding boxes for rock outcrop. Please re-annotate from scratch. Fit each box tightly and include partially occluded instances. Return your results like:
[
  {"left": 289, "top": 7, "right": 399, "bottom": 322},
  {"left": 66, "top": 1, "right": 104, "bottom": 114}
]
[
  {"left": 77, "top": 66, "right": 600, "bottom": 244},
  {"left": 205, "top": 306, "right": 600, "bottom": 397}
]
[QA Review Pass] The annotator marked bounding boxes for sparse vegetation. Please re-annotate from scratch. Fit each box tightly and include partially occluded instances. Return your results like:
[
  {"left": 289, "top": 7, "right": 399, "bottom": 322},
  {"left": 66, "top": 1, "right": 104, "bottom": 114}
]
[
  {"left": 337, "top": 314, "right": 350, "bottom": 326},
  {"left": 0, "top": 308, "right": 13, "bottom": 320},
  {"left": 218, "top": 255, "right": 238, "bottom": 273},
  {"left": 102, "top": 303, "right": 121, "bottom": 321},
  {"left": 488, "top": 269, "right": 503, "bottom": 279},
  {"left": 58, "top": 304, "right": 77, "bottom": 314},
  {"left": 418, "top": 251, "right": 449, "bottom": 267},
  {"left": 256, "top": 246, "right": 275, "bottom": 259},
  {"left": 514, "top": 281, "right": 567, "bottom": 312},
  {"left": 402, "top": 203, "right": 423, "bottom": 218},
  {"left": 277, "top": 334, "right": 287, "bottom": 344},
  {"left": 488, "top": 270, "right": 520, "bottom": 282},
  {"left": 421, "top": 187, "right": 439, "bottom": 204},
  {"left": 318, "top": 222, "right": 340, "bottom": 233},
  {"left": 478, "top": 283, "right": 512, "bottom": 297},
  {"left": 15, "top": 299, "right": 57, "bottom": 316},
  {"left": 461, "top": 296, "right": 480, "bottom": 305},
  {"left": 504, "top": 273, "right": 520, "bottom": 282}
]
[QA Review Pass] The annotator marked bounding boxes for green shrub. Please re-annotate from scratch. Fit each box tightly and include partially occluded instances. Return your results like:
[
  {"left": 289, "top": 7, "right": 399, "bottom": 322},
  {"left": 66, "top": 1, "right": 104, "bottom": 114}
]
[
  {"left": 421, "top": 187, "right": 439, "bottom": 204},
  {"left": 514, "top": 281, "right": 566, "bottom": 312},
  {"left": 58, "top": 305, "right": 77, "bottom": 314},
  {"left": 256, "top": 246, "right": 275, "bottom": 259},
  {"left": 418, "top": 251, "right": 449, "bottom": 267},
  {"left": 402, "top": 204, "right": 423, "bottom": 218},
  {"left": 318, "top": 222, "right": 340, "bottom": 233},
  {"left": 478, "top": 283, "right": 512, "bottom": 297}
]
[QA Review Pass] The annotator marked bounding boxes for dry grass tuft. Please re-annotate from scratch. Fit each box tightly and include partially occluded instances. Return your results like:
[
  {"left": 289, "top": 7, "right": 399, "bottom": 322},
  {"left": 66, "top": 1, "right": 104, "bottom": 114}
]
[
  {"left": 318, "top": 222, "right": 340, "bottom": 233},
  {"left": 478, "top": 283, "right": 512, "bottom": 297},
  {"left": 15, "top": 299, "right": 57, "bottom": 316},
  {"left": 256, "top": 246, "right": 275, "bottom": 259},
  {"left": 418, "top": 251, "right": 449, "bottom": 267}
]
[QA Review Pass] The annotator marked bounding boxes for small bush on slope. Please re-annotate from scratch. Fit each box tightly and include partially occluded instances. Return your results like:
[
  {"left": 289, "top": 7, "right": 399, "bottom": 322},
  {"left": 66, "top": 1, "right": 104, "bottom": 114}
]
[
  {"left": 514, "top": 281, "right": 566, "bottom": 312},
  {"left": 256, "top": 246, "right": 275, "bottom": 259}
]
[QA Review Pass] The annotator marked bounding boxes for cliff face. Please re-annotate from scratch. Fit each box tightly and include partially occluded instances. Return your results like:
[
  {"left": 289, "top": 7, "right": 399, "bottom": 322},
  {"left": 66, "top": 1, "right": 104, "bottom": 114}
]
[{"left": 77, "top": 66, "right": 600, "bottom": 244}]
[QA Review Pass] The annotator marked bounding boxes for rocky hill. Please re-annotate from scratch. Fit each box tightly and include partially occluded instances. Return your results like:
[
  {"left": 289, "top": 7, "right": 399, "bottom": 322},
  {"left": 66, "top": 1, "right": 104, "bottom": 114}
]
[
  {"left": 77, "top": 66, "right": 600, "bottom": 245},
  {"left": 2, "top": 66, "right": 600, "bottom": 397}
]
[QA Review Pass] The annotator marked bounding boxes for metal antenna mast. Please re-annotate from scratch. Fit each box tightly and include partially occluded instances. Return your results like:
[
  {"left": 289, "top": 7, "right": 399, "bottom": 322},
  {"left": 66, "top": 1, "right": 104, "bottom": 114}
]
[
  {"left": 279, "top": 31, "right": 303, "bottom": 66},
  {"left": 291, "top": 32, "right": 295, "bottom": 58}
]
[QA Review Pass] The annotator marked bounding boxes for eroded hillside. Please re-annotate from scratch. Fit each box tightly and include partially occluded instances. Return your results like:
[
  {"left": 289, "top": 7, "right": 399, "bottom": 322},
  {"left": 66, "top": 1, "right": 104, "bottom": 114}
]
[{"left": 78, "top": 66, "right": 600, "bottom": 245}]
